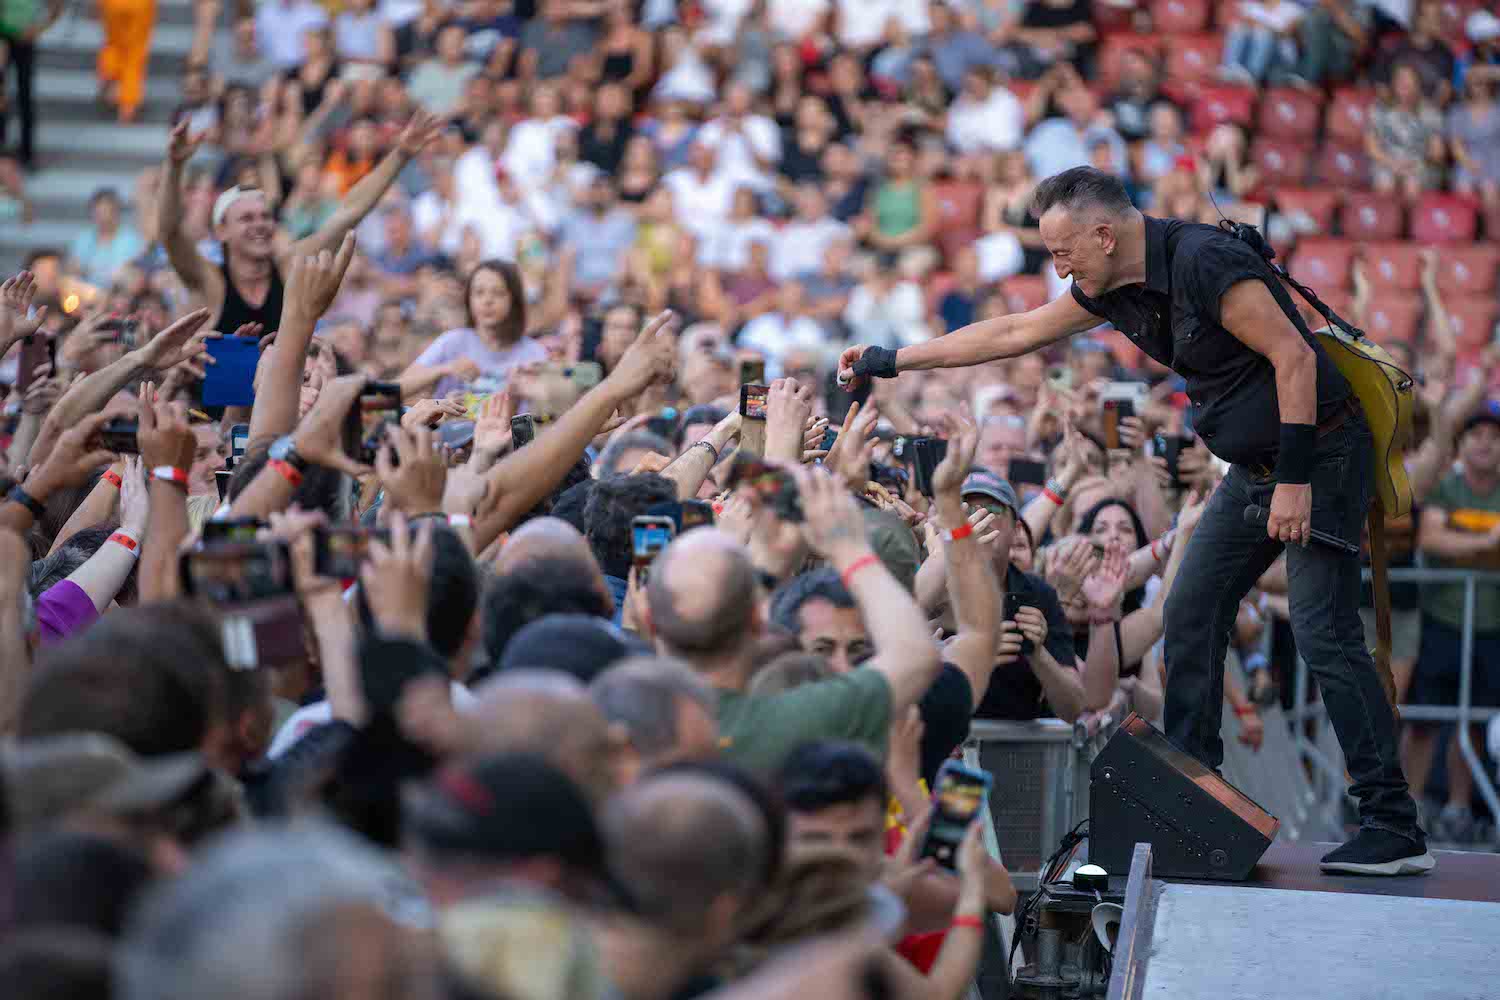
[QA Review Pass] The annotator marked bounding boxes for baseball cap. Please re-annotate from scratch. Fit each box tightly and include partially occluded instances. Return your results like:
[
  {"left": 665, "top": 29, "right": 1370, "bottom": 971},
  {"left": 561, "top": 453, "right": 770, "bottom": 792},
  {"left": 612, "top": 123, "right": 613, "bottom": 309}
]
[
  {"left": 960, "top": 467, "right": 1020, "bottom": 514},
  {"left": 860, "top": 504, "right": 920, "bottom": 593},
  {"left": 497, "top": 613, "right": 651, "bottom": 683},
  {"left": 1, "top": 734, "right": 212, "bottom": 832},
  {"left": 1460, "top": 401, "right": 1500, "bottom": 439},
  {"left": 1468, "top": 9, "right": 1500, "bottom": 43}
]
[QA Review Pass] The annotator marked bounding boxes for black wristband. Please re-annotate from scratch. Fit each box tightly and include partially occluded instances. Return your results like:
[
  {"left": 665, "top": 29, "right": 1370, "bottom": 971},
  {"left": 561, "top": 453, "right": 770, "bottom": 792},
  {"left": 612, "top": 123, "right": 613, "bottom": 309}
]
[
  {"left": 851, "top": 346, "right": 899, "bottom": 380},
  {"left": 1275, "top": 423, "right": 1316, "bottom": 484},
  {"left": 7, "top": 485, "right": 46, "bottom": 520}
]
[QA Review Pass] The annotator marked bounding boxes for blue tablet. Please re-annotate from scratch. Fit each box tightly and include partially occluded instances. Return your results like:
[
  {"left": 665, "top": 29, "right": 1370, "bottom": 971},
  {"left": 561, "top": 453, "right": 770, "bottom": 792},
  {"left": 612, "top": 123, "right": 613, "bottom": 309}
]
[{"left": 202, "top": 335, "right": 260, "bottom": 408}]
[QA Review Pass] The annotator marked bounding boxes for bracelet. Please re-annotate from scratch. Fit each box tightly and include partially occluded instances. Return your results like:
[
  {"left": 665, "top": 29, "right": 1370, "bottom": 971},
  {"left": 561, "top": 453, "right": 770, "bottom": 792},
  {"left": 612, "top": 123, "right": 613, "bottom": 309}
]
[
  {"left": 151, "top": 466, "right": 189, "bottom": 490},
  {"left": 7, "top": 485, "right": 46, "bottom": 520},
  {"left": 108, "top": 530, "right": 140, "bottom": 556},
  {"left": 839, "top": 553, "right": 882, "bottom": 590},
  {"left": 1042, "top": 487, "right": 1065, "bottom": 506},
  {"left": 447, "top": 513, "right": 471, "bottom": 528},
  {"left": 102, "top": 470, "right": 123, "bottom": 489},
  {"left": 269, "top": 459, "right": 303, "bottom": 488},
  {"left": 694, "top": 439, "right": 720, "bottom": 463},
  {"left": 1150, "top": 538, "right": 1162, "bottom": 561},
  {"left": 950, "top": 915, "right": 985, "bottom": 932},
  {"left": 1044, "top": 478, "right": 1068, "bottom": 501},
  {"left": 945, "top": 521, "right": 974, "bottom": 543}
]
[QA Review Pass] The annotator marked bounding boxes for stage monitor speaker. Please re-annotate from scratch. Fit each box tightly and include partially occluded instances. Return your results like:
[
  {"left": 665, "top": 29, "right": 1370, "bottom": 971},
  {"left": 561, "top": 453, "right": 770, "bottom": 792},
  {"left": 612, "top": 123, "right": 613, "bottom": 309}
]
[{"left": 1090, "top": 714, "right": 1279, "bottom": 880}]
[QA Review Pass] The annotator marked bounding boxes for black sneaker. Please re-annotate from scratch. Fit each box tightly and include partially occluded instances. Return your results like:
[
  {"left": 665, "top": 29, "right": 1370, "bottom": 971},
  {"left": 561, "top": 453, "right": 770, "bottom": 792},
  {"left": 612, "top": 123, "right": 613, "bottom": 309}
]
[{"left": 1319, "top": 829, "right": 1435, "bottom": 876}]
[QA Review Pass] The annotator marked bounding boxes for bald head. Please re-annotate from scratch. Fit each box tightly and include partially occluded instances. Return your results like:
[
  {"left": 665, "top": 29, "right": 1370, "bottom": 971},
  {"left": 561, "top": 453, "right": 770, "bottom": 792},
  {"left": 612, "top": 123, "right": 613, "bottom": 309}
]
[
  {"left": 469, "top": 670, "right": 619, "bottom": 802},
  {"left": 496, "top": 517, "right": 602, "bottom": 577},
  {"left": 646, "top": 530, "right": 758, "bottom": 658},
  {"left": 604, "top": 773, "right": 767, "bottom": 934}
]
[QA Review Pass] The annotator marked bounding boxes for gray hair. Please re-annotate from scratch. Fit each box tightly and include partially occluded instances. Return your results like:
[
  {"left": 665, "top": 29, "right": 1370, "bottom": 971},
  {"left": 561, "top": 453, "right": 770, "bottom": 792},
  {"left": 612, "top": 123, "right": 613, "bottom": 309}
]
[
  {"left": 1030, "top": 166, "right": 1134, "bottom": 220},
  {"left": 596, "top": 431, "right": 675, "bottom": 478},
  {"left": 590, "top": 656, "right": 716, "bottom": 757},
  {"left": 115, "top": 822, "right": 426, "bottom": 1000},
  {"left": 29, "top": 550, "right": 88, "bottom": 597}
]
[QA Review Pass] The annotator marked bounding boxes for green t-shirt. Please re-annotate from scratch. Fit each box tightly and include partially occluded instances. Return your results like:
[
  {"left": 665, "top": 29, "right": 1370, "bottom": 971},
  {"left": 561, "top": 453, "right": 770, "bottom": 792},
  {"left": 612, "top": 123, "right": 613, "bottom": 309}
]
[
  {"left": 0, "top": 0, "right": 39, "bottom": 36},
  {"left": 715, "top": 668, "right": 893, "bottom": 775},
  {"left": 1420, "top": 471, "right": 1500, "bottom": 633}
]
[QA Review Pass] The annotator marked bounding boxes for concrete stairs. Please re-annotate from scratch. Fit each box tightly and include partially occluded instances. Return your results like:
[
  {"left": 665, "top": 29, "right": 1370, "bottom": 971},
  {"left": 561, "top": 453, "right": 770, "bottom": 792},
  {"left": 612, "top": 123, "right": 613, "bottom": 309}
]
[{"left": 2, "top": 0, "right": 196, "bottom": 271}]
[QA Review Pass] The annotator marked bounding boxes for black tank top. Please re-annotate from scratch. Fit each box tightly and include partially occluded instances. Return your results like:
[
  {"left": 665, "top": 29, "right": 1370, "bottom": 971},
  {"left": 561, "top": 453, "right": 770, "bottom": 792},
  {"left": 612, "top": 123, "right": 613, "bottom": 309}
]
[{"left": 219, "top": 254, "right": 286, "bottom": 335}]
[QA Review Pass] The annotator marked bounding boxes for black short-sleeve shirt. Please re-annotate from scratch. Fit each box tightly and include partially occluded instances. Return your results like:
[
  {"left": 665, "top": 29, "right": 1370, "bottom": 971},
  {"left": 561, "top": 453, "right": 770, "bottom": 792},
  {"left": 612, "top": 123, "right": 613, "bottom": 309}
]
[
  {"left": 1070, "top": 216, "right": 1350, "bottom": 468},
  {"left": 975, "top": 566, "right": 1078, "bottom": 721},
  {"left": 919, "top": 663, "right": 973, "bottom": 783}
]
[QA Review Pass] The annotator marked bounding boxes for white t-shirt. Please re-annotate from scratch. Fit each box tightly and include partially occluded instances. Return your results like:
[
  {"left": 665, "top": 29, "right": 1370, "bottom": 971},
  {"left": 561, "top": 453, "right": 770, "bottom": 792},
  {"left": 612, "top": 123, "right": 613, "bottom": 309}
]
[
  {"left": 835, "top": 0, "right": 929, "bottom": 49},
  {"left": 502, "top": 116, "right": 577, "bottom": 191},
  {"left": 737, "top": 313, "right": 833, "bottom": 375},
  {"left": 699, "top": 217, "right": 779, "bottom": 271},
  {"left": 1238, "top": 0, "right": 1304, "bottom": 32},
  {"left": 663, "top": 168, "right": 737, "bottom": 238},
  {"left": 699, "top": 0, "right": 756, "bottom": 45},
  {"left": 768, "top": 0, "right": 831, "bottom": 38},
  {"left": 695, "top": 116, "right": 783, "bottom": 193},
  {"left": 255, "top": 0, "right": 329, "bottom": 69},
  {"left": 267, "top": 682, "right": 479, "bottom": 759},
  {"left": 411, "top": 189, "right": 460, "bottom": 254},
  {"left": 772, "top": 217, "right": 851, "bottom": 280},
  {"left": 843, "top": 281, "right": 930, "bottom": 348},
  {"left": 946, "top": 88, "right": 1025, "bottom": 154}
]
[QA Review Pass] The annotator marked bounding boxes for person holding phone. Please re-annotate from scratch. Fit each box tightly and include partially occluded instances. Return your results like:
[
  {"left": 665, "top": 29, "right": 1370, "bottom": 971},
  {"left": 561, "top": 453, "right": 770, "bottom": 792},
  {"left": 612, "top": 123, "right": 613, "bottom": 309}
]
[
  {"left": 840, "top": 166, "right": 1429, "bottom": 876},
  {"left": 405, "top": 260, "right": 548, "bottom": 399}
]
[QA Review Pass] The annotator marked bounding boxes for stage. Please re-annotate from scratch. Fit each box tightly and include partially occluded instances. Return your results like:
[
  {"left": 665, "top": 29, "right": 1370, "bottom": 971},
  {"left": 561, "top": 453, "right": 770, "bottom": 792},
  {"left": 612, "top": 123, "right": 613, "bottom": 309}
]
[{"left": 1109, "top": 841, "right": 1500, "bottom": 1000}]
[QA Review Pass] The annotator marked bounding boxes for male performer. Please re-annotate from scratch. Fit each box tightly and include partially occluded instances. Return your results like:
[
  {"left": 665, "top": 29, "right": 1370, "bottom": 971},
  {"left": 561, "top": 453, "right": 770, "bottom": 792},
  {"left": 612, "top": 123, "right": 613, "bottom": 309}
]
[{"left": 839, "top": 167, "right": 1432, "bottom": 876}]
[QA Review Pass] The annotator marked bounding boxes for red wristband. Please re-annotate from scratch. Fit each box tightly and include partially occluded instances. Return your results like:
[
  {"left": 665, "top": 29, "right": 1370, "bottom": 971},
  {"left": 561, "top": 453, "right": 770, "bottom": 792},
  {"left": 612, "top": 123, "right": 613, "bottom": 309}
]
[
  {"left": 1235, "top": 705, "right": 1258, "bottom": 718},
  {"left": 1150, "top": 539, "right": 1162, "bottom": 561},
  {"left": 151, "top": 466, "right": 189, "bottom": 490},
  {"left": 951, "top": 915, "right": 985, "bottom": 932},
  {"left": 269, "top": 459, "right": 303, "bottom": 488},
  {"left": 839, "top": 553, "right": 881, "bottom": 590},
  {"left": 108, "top": 531, "right": 139, "bottom": 554},
  {"left": 945, "top": 521, "right": 974, "bottom": 542},
  {"left": 102, "top": 470, "right": 123, "bottom": 489},
  {"left": 1042, "top": 487, "right": 1065, "bottom": 505}
]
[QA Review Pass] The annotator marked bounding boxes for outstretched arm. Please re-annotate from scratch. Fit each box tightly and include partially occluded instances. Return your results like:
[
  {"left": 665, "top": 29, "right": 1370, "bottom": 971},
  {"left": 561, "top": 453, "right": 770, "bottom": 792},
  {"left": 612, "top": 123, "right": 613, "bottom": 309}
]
[{"left": 159, "top": 121, "right": 224, "bottom": 304}]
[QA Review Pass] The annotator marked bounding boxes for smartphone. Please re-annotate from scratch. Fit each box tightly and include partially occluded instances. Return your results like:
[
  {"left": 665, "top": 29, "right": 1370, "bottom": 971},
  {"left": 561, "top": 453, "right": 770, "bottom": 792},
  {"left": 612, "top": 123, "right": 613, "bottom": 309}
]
[
  {"left": 910, "top": 437, "right": 948, "bottom": 498},
  {"left": 870, "top": 461, "right": 909, "bottom": 493},
  {"left": 16, "top": 334, "right": 55, "bottom": 393},
  {"left": 1007, "top": 457, "right": 1047, "bottom": 488},
  {"left": 890, "top": 436, "right": 912, "bottom": 464},
  {"left": 1102, "top": 399, "right": 1133, "bottom": 450},
  {"left": 313, "top": 525, "right": 390, "bottom": 578},
  {"left": 98, "top": 314, "right": 139, "bottom": 350},
  {"left": 681, "top": 498, "right": 715, "bottom": 529},
  {"left": 1003, "top": 592, "right": 1035, "bottom": 657},
  {"left": 740, "top": 383, "right": 769, "bottom": 421},
  {"left": 739, "top": 358, "right": 766, "bottom": 386},
  {"left": 631, "top": 515, "right": 676, "bottom": 582},
  {"left": 99, "top": 417, "right": 140, "bottom": 455},
  {"left": 1153, "top": 433, "right": 1189, "bottom": 487},
  {"left": 202, "top": 335, "right": 261, "bottom": 408},
  {"left": 179, "top": 540, "right": 294, "bottom": 603},
  {"left": 819, "top": 427, "right": 839, "bottom": 452},
  {"left": 645, "top": 409, "right": 679, "bottom": 441},
  {"left": 215, "top": 468, "right": 232, "bottom": 503},
  {"left": 344, "top": 382, "right": 404, "bottom": 464},
  {"left": 229, "top": 423, "right": 250, "bottom": 460},
  {"left": 726, "top": 456, "right": 803, "bottom": 522},
  {"left": 437, "top": 419, "right": 476, "bottom": 451},
  {"left": 919, "top": 761, "right": 994, "bottom": 870},
  {"left": 201, "top": 517, "right": 266, "bottom": 544},
  {"left": 510, "top": 413, "right": 536, "bottom": 448}
]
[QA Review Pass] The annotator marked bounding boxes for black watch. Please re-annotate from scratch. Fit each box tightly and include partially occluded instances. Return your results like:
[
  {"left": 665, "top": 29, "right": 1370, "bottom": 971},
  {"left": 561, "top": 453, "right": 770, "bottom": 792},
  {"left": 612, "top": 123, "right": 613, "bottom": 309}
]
[{"left": 268, "top": 436, "right": 309, "bottom": 472}]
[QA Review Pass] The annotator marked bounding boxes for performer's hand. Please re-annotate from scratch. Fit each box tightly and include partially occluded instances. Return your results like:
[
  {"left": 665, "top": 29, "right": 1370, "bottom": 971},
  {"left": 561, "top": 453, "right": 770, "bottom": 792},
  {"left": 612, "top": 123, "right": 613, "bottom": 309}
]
[
  {"left": 837, "top": 344, "right": 870, "bottom": 391},
  {"left": 1237, "top": 708, "right": 1264, "bottom": 751},
  {"left": 1267, "top": 482, "right": 1311, "bottom": 546}
]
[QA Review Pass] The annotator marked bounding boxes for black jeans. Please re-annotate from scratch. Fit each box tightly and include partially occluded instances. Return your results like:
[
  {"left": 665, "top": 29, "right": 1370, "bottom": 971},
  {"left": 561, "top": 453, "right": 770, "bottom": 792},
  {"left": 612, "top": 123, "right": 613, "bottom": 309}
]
[
  {"left": 1, "top": 33, "right": 35, "bottom": 165},
  {"left": 1163, "top": 410, "right": 1422, "bottom": 839}
]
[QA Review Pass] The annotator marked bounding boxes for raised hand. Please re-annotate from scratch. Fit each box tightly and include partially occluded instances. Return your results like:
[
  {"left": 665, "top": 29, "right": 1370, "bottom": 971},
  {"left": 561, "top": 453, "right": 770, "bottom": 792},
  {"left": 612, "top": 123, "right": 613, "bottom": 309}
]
[
  {"left": 766, "top": 376, "right": 814, "bottom": 462},
  {"left": 1081, "top": 544, "right": 1128, "bottom": 618},
  {"left": 21, "top": 370, "right": 63, "bottom": 415},
  {"left": 134, "top": 307, "right": 213, "bottom": 372},
  {"left": 931, "top": 405, "right": 980, "bottom": 499},
  {"left": 137, "top": 382, "right": 198, "bottom": 471},
  {"left": 0, "top": 271, "right": 46, "bottom": 349},
  {"left": 836, "top": 344, "right": 872, "bottom": 390},
  {"left": 607, "top": 310, "right": 678, "bottom": 397},
  {"left": 291, "top": 373, "right": 371, "bottom": 477},
  {"left": 471, "top": 389, "right": 513, "bottom": 457},
  {"left": 400, "top": 397, "right": 466, "bottom": 431},
  {"left": 166, "top": 119, "right": 207, "bottom": 165},
  {"left": 396, "top": 110, "right": 443, "bottom": 158},
  {"left": 1047, "top": 535, "right": 1098, "bottom": 602},
  {"left": 376, "top": 426, "right": 448, "bottom": 515},
  {"left": 790, "top": 464, "right": 869, "bottom": 564},
  {"left": 285, "top": 233, "right": 357, "bottom": 322},
  {"left": 118, "top": 456, "right": 150, "bottom": 537},
  {"left": 824, "top": 400, "right": 879, "bottom": 493},
  {"left": 23, "top": 412, "right": 116, "bottom": 499},
  {"left": 360, "top": 513, "right": 435, "bottom": 641}
]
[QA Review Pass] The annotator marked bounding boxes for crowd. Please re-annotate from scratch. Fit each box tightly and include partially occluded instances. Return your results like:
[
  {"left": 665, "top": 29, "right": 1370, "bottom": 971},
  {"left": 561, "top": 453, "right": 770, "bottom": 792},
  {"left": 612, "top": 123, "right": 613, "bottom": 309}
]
[{"left": 1, "top": 0, "right": 1500, "bottom": 995}]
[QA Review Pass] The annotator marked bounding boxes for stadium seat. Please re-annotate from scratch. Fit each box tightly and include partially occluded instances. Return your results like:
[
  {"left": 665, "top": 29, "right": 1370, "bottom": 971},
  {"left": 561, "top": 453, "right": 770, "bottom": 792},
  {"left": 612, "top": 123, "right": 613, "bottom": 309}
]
[
  {"left": 1362, "top": 241, "right": 1424, "bottom": 292},
  {"left": 1339, "top": 192, "right": 1405, "bottom": 240},
  {"left": 1097, "top": 34, "right": 1163, "bottom": 90},
  {"left": 1410, "top": 194, "right": 1478, "bottom": 243},
  {"left": 1191, "top": 85, "right": 1255, "bottom": 133},
  {"left": 1289, "top": 239, "right": 1357, "bottom": 290},
  {"left": 1164, "top": 33, "right": 1222, "bottom": 85},
  {"left": 1257, "top": 87, "right": 1322, "bottom": 141},
  {"left": 1325, "top": 88, "right": 1376, "bottom": 145},
  {"left": 1444, "top": 296, "right": 1500, "bottom": 355},
  {"left": 1274, "top": 188, "right": 1341, "bottom": 235},
  {"left": 1432, "top": 245, "right": 1500, "bottom": 296},
  {"left": 1000, "top": 275, "right": 1049, "bottom": 314},
  {"left": 925, "top": 271, "right": 958, "bottom": 313},
  {"left": 1294, "top": 286, "right": 1354, "bottom": 329},
  {"left": 1250, "top": 138, "right": 1309, "bottom": 188},
  {"left": 1362, "top": 293, "right": 1423, "bottom": 345},
  {"left": 1153, "top": 0, "right": 1212, "bottom": 32},
  {"left": 1314, "top": 142, "right": 1370, "bottom": 188}
]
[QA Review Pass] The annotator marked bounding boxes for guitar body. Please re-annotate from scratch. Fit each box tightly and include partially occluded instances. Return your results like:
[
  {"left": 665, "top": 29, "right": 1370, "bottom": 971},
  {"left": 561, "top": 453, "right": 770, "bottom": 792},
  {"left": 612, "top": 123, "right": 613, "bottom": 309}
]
[{"left": 1311, "top": 326, "right": 1416, "bottom": 518}]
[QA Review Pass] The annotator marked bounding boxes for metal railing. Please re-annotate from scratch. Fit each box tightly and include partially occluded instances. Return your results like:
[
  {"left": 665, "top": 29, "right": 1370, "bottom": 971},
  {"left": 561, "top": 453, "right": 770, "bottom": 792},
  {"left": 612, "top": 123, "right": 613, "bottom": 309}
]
[{"left": 1286, "top": 567, "right": 1500, "bottom": 835}]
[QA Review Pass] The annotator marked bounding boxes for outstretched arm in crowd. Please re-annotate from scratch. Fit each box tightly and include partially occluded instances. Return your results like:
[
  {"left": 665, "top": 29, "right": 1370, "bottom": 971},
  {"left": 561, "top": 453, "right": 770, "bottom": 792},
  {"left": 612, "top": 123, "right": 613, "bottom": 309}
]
[
  {"left": 793, "top": 465, "right": 941, "bottom": 714},
  {"left": 1407, "top": 359, "right": 1492, "bottom": 502},
  {"left": 1, "top": 414, "right": 116, "bottom": 536},
  {"left": 0, "top": 530, "right": 31, "bottom": 737},
  {"left": 230, "top": 374, "right": 370, "bottom": 520},
  {"left": 660, "top": 407, "right": 741, "bottom": 499},
  {"left": 48, "top": 462, "right": 124, "bottom": 556},
  {"left": 137, "top": 387, "right": 201, "bottom": 602},
  {"left": 159, "top": 122, "right": 223, "bottom": 304},
  {"left": 57, "top": 458, "right": 149, "bottom": 613}
]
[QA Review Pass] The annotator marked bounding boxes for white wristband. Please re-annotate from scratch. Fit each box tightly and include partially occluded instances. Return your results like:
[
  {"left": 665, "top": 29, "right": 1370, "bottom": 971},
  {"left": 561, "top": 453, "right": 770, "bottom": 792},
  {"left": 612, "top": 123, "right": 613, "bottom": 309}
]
[{"left": 447, "top": 514, "right": 472, "bottom": 528}]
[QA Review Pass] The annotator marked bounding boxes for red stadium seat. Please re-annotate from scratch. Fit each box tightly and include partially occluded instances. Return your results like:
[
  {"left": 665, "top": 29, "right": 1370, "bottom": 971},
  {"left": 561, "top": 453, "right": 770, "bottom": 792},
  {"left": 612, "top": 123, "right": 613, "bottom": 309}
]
[
  {"left": 1444, "top": 296, "right": 1500, "bottom": 355},
  {"left": 1250, "top": 138, "right": 1309, "bottom": 187},
  {"left": 1000, "top": 275, "right": 1049, "bottom": 314},
  {"left": 1433, "top": 245, "right": 1500, "bottom": 296},
  {"left": 1274, "top": 188, "right": 1341, "bottom": 235},
  {"left": 1152, "top": 0, "right": 1212, "bottom": 33},
  {"left": 1363, "top": 294, "right": 1423, "bottom": 345},
  {"left": 1097, "top": 34, "right": 1163, "bottom": 90},
  {"left": 1362, "top": 241, "right": 1424, "bottom": 292},
  {"left": 1314, "top": 142, "right": 1370, "bottom": 188},
  {"left": 1164, "top": 33, "right": 1222, "bottom": 85},
  {"left": 1191, "top": 85, "right": 1255, "bottom": 133},
  {"left": 1339, "top": 192, "right": 1405, "bottom": 241},
  {"left": 1325, "top": 88, "right": 1376, "bottom": 145},
  {"left": 1410, "top": 194, "right": 1478, "bottom": 243},
  {"left": 1258, "top": 87, "right": 1322, "bottom": 141},
  {"left": 1294, "top": 286, "right": 1353, "bottom": 329},
  {"left": 1289, "top": 239, "right": 1357, "bottom": 290}
]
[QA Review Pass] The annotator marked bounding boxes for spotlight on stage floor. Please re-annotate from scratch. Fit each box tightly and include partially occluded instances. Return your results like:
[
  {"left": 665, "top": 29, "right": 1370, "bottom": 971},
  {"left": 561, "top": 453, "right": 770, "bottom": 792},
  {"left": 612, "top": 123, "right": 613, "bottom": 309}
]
[{"left": 1089, "top": 713, "right": 1280, "bottom": 880}]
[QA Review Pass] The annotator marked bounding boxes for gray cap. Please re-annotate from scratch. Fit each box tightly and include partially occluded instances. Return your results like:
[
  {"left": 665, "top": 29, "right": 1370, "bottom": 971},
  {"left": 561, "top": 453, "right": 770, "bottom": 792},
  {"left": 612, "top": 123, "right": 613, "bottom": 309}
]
[{"left": 961, "top": 468, "right": 1020, "bottom": 514}]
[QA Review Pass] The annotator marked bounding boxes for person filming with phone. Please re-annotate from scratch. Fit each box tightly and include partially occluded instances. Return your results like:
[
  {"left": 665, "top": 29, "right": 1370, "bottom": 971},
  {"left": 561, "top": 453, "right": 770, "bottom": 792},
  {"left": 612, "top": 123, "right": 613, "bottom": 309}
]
[{"left": 838, "top": 166, "right": 1430, "bottom": 878}]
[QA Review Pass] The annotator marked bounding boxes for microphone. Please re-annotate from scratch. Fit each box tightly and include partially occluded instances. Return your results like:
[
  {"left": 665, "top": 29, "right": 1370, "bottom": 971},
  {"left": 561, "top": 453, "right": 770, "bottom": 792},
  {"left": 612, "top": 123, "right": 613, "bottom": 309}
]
[{"left": 1242, "top": 505, "right": 1361, "bottom": 555}]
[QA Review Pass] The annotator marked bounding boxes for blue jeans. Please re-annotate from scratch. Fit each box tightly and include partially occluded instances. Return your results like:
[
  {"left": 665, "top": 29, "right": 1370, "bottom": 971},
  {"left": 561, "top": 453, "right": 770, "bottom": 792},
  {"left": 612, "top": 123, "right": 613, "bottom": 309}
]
[
  {"left": 1222, "top": 25, "right": 1291, "bottom": 82},
  {"left": 1162, "top": 410, "right": 1422, "bottom": 839}
]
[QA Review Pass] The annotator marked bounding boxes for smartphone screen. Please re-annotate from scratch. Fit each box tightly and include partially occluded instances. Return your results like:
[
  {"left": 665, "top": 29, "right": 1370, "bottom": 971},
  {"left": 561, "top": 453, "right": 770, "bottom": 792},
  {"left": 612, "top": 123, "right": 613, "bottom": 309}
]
[
  {"left": 180, "top": 541, "right": 294, "bottom": 603},
  {"left": 820, "top": 427, "right": 838, "bottom": 452},
  {"left": 1003, "top": 592, "right": 1035, "bottom": 656},
  {"left": 740, "top": 383, "right": 769, "bottom": 421},
  {"left": 16, "top": 334, "right": 54, "bottom": 393},
  {"left": 313, "top": 525, "right": 390, "bottom": 578},
  {"left": 99, "top": 418, "right": 140, "bottom": 455},
  {"left": 202, "top": 517, "right": 266, "bottom": 544},
  {"left": 510, "top": 413, "right": 535, "bottom": 448},
  {"left": 1102, "top": 401, "right": 1123, "bottom": 450},
  {"left": 1007, "top": 457, "right": 1047, "bottom": 488},
  {"left": 230, "top": 423, "right": 250, "bottom": 460},
  {"left": 911, "top": 437, "right": 948, "bottom": 498},
  {"left": 631, "top": 516, "right": 676, "bottom": 581},
  {"left": 437, "top": 419, "right": 476, "bottom": 451},
  {"left": 739, "top": 358, "right": 765, "bottom": 386},
  {"left": 345, "top": 382, "right": 404, "bottom": 464},
  {"left": 919, "top": 762, "right": 993, "bottom": 869},
  {"left": 202, "top": 335, "right": 261, "bottom": 408},
  {"left": 215, "top": 469, "right": 232, "bottom": 503}
]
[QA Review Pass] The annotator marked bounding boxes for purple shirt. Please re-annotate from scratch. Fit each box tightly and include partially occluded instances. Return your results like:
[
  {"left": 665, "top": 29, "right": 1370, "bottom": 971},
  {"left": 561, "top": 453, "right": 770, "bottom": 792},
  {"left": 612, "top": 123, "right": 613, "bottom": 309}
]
[
  {"left": 411, "top": 327, "right": 549, "bottom": 397},
  {"left": 36, "top": 581, "right": 99, "bottom": 644}
]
